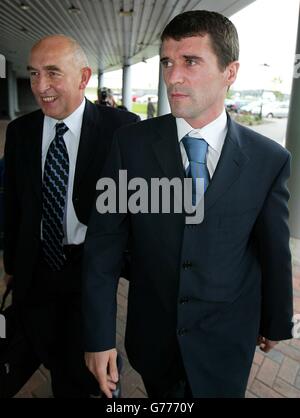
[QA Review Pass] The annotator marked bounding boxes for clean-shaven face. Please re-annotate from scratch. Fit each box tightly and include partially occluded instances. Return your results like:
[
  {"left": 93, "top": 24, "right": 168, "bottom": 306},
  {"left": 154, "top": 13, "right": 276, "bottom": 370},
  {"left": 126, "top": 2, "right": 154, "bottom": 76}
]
[
  {"left": 161, "top": 34, "right": 238, "bottom": 127},
  {"left": 28, "top": 38, "right": 89, "bottom": 120}
]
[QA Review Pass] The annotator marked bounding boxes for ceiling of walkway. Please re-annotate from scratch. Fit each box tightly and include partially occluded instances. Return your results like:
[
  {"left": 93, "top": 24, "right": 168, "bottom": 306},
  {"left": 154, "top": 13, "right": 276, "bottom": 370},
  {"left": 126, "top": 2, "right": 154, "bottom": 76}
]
[{"left": 0, "top": 0, "right": 255, "bottom": 77}]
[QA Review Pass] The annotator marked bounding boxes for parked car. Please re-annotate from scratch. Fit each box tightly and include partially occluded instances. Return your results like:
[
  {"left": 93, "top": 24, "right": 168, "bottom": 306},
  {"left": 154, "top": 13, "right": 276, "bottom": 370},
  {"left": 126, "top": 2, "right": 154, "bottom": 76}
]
[
  {"left": 225, "top": 98, "right": 250, "bottom": 113},
  {"left": 136, "top": 94, "right": 158, "bottom": 104},
  {"left": 239, "top": 100, "right": 264, "bottom": 114},
  {"left": 261, "top": 101, "right": 290, "bottom": 118},
  {"left": 240, "top": 101, "right": 289, "bottom": 118}
]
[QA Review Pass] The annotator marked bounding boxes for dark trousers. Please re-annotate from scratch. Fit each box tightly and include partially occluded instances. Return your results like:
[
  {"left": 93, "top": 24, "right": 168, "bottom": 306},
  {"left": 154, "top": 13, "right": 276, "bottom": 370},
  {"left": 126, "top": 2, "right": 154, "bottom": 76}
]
[
  {"left": 143, "top": 378, "right": 193, "bottom": 399},
  {"left": 142, "top": 346, "right": 193, "bottom": 399},
  {"left": 20, "top": 245, "right": 99, "bottom": 398}
]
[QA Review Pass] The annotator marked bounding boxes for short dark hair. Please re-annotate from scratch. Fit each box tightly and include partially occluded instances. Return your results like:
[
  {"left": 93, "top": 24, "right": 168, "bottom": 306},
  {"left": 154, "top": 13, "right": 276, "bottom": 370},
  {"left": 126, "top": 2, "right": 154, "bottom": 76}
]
[{"left": 161, "top": 10, "right": 239, "bottom": 70}]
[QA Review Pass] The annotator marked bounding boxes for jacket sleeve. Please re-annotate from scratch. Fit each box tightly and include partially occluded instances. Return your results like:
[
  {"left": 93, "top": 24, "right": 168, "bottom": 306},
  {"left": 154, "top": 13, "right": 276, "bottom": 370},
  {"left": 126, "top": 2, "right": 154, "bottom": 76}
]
[
  {"left": 254, "top": 152, "right": 294, "bottom": 341},
  {"left": 3, "top": 122, "right": 20, "bottom": 276},
  {"left": 82, "top": 133, "right": 129, "bottom": 352}
]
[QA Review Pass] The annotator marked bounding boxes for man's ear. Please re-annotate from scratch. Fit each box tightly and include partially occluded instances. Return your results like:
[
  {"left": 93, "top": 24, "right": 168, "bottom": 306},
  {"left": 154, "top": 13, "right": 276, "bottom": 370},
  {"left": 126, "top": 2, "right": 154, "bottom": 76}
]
[
  {"left": 79, "top": 67, "right": 92, "bottom": 90},
  {"left": 226, "top": 61, "right": 240, "bottom": 87}
]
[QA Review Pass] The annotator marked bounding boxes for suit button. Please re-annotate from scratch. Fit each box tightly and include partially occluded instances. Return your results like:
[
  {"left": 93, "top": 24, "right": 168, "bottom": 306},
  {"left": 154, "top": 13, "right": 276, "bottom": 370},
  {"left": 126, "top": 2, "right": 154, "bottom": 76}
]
[
  {"left": 182, "top": 261, "right": 192, "bottom": 270},
  {"left": 177, "top": 328, "right": 188, "bottom": 336},
  {"left": 179, "top": 298, "right": 189, "bottom": 305}
]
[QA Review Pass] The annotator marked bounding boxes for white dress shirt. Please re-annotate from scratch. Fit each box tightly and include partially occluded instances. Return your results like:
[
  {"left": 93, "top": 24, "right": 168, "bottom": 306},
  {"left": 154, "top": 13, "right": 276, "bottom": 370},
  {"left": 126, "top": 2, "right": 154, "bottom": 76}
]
[
  {"left": 41, "top": 98, "right": 86, "bottom": 245},
  {"left": 176, "top": 109, "right": 228, "bottom": 178}
]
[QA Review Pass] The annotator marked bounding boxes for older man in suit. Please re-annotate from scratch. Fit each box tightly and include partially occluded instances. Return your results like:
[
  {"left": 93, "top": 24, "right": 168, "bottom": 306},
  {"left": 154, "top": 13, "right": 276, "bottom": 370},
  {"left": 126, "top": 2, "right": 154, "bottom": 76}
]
[
  {"left": 3, "top": 35, "right": 139, "bottom": 397},
  {"left": 83, "top": 11, "right": 293, "bottom": 398}
]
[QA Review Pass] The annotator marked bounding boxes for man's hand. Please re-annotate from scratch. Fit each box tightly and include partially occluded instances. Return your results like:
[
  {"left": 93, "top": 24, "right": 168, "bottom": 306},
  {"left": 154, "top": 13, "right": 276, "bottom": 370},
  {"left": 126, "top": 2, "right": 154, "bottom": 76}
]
[
  {"left": 257, "top": 336, "right": 278, "bottom": 353},
  {"left": 3, "top": 273, "right": 13, "bottom": 288},
  {"left": 85, "top": 349, "right": 119, "bottom": 398}
]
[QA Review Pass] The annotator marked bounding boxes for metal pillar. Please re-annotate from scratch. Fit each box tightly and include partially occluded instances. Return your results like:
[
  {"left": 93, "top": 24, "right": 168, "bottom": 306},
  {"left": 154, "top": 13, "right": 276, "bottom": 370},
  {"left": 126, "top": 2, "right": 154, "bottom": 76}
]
[
  {"left": 0, "top": 61, "right": 16, "bottom": 120},
  {"left": 13, "top": 71, "right": 19, "bottom": 114},
  {"left": 122, "top": 64, "right": 132, "bottom": 111},
  {"left": 157, "top": 63, "right": 170, "bottom": 116},
  {"left": 98, "top": 70, "right": 104, "bottom": 90}
]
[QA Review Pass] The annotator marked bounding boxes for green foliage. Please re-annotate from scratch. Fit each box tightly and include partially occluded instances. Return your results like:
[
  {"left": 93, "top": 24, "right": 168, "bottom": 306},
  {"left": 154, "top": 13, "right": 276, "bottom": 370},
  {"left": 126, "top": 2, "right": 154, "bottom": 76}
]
[
  {"left": 234, "top": 114, "right": 262, "bottom": 126},
  {"left": 132, "top": 103, "right": 157, "bottom": 116},
  {"left": 273, "top": 91, "right": 284, "bottom": 101}
]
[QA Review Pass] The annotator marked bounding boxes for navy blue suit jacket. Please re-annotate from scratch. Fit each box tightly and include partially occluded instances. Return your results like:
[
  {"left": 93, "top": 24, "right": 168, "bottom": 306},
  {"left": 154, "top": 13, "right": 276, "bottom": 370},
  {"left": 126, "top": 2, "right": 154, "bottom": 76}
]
[{"left": 83, "top": 113, "right": 293, "bottom": 397}]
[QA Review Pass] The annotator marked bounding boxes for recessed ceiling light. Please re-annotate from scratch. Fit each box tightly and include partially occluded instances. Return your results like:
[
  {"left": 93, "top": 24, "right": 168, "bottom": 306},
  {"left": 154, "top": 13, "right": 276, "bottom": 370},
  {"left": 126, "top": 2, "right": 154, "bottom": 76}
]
[
  {"left": 119, "top": 8, "right": 134, "bottom": 17},
  {"left": 19, "top": 2, "right": 30, "bottom": 10},
  {"left": 68, "top": 5, "right": 81, "bottom": 14}
]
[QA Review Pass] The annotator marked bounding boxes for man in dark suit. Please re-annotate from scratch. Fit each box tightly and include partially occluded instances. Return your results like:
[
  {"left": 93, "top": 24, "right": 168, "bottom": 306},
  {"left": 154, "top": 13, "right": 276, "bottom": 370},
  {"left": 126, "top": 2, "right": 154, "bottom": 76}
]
[
  {"left": 83, "top": 11, "right": 294, "bottom": 398},
  {"left": 3, "top": 34, "right": 139, "bottom": 397}
]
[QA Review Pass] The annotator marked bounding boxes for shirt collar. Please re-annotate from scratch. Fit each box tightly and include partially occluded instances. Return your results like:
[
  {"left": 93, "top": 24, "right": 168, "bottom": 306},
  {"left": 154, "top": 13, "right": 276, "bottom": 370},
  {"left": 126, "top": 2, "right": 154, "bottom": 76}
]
[
  {"left": 44, "top": 98, "right": 86, "bottom": 136},
  {"left": 176, "top": 109, "right": 227, "bottom": 154}
]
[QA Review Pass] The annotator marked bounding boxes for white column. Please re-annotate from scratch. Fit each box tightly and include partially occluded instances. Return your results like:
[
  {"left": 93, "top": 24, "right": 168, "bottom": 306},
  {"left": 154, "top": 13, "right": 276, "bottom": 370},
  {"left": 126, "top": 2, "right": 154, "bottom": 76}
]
[
  {"left": 98, "top": 70, "right": 105, "bottom": 90},
  {"left": 122, "top": 64, "right": 132, "bottom": 111},
  {"left": 7, "top": 62, "right": 16, "bottom": 120},
  {"left": 157, "top": 64, "right": 170, "bottom": 116},
  {"left": 12, "top": 71, "right": 19, "bottom": 113},
  {"left": 285, "top": 4, "right": 300, "bottom": 238}
]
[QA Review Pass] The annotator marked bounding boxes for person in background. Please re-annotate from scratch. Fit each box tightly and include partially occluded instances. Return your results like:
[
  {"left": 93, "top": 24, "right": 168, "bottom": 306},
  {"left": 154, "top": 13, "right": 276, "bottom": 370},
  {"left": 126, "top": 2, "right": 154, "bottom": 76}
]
[
  {"left": 147, "top": 97, "right": 156, "bottom": 119},
  {"left": 98, "top": 88, "right": 117, "bottom": 108},
  {"left": 3, "top": 34, "right": 139, "bottom": 398}
]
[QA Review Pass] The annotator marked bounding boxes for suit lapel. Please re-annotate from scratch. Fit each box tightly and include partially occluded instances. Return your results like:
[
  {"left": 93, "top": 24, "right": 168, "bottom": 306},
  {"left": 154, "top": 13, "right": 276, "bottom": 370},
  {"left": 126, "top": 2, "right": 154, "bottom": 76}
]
[
  {"left": 29, "top": 111, "right": 44, "bottom": 204},
  {"left": 151, "top": 114, "right": 249, "bottom": 215},
  {"left": 74, "top": 100, "right": 103, "bottom": 189},
  {"left": 150, "top": 115, "right": 186, "bottom": 240},
  {"left": 151, "top": 114, "right": 185, "bottom": 182},
  {"left": 204, "top": 117, "right": 249, "bottom": 213},
  {"left": 27, "top": 102, "right": 101, "bottom": 214}
]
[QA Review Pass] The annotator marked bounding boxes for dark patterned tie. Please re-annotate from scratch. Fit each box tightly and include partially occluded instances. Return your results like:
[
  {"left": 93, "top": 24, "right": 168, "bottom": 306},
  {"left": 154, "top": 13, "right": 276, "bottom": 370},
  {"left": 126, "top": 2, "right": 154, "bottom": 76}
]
[
  {"left": 182, "top": 135, "right": 210, "bottom": 205},
  {"left": 42, "top": 123, "right": 69, "bottom": 271}
]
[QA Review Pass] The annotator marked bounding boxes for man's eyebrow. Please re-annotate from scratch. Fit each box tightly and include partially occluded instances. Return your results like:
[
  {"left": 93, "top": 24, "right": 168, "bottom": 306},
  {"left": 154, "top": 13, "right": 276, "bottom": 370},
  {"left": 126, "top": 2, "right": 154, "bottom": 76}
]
[
  {"left": 27, "top": 65, "right": 62, "bottom": 72},
  {"left": 183, "top": 55, "right": 204, "bottom": 61},
  {"left": 160, "top": 57, "right": 169, "bottom": 63},
  {"left": 160, "top": 55, "right": 204, "bottom": 63}
]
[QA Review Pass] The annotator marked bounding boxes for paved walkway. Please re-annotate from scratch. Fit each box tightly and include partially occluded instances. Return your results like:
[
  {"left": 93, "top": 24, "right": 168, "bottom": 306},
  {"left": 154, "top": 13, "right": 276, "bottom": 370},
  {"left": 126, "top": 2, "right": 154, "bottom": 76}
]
[{"left": 1, "top": 252, "right": 300, "bottom": 398}]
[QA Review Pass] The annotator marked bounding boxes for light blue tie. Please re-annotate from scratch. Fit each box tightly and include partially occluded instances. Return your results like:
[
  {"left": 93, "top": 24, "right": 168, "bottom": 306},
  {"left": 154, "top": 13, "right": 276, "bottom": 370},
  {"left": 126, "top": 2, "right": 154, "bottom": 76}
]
[{"left": 182, "top": 135, "right": 210, "bottom": 205}]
